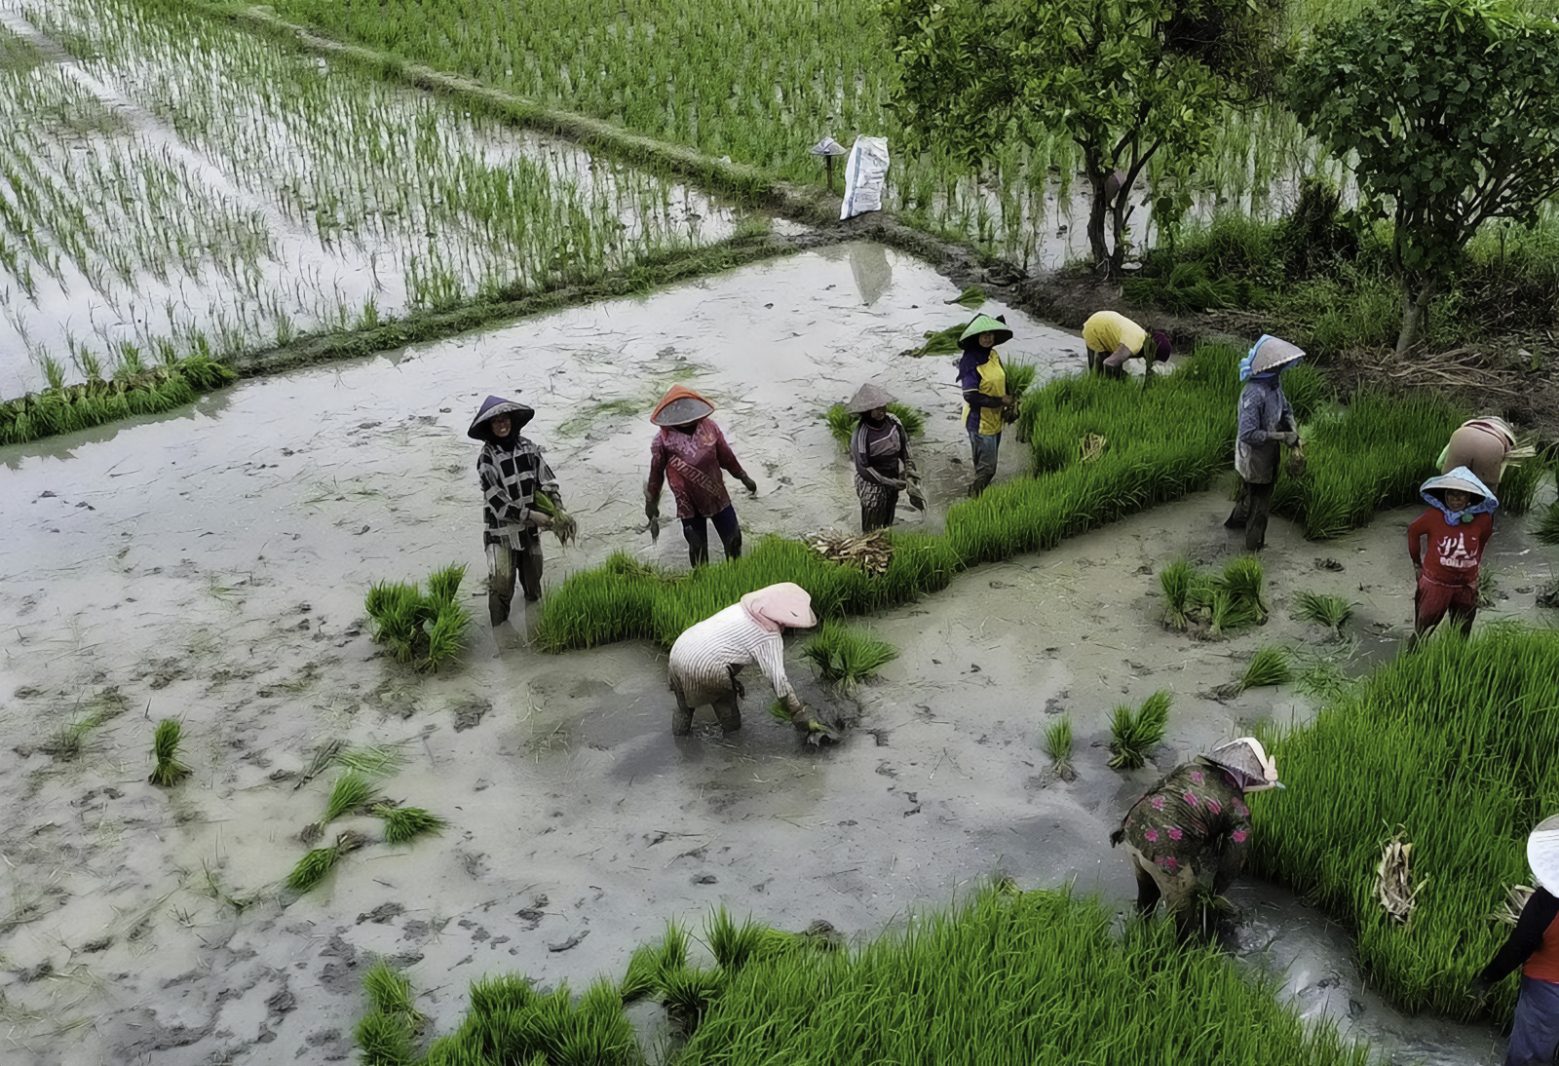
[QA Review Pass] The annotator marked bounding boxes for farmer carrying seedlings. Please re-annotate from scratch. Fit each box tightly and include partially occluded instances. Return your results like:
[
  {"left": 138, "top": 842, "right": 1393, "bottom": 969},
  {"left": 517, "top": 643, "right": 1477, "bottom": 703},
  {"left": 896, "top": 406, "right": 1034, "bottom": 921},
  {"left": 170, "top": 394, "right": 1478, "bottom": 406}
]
[
  {"left": 1082, "top": 310, "right": 1172, "bottom": 379},
  {"left": 468, "top": 395, "right": 564, "bottom": 626},
  {"left": 1224, "top": 335, "right": 1304, "bottom": 551},
  {"left": 1110, "top": 737, "right": 1283, "bottom": 942},
  {"left": 1408, "top": 466, "right": 1497, "bottom": 637},
  {"left": 957, "top": 313, "right": 1015, "bottom": 498},
  {"left": 645, "top": 385, "right": 757, "bottom": 567},
  {"left": 1476, "top": 816, "right": 1559, "bottom": 1066},
  {"left": 666, "top": 582, "right": 837, "bottom": 742},
  {"left": 1439, "top": 415, "right": 1520, "bottom": 492},
  {"left": 846, "top": 382, "right": 924, "bottom": 531}
]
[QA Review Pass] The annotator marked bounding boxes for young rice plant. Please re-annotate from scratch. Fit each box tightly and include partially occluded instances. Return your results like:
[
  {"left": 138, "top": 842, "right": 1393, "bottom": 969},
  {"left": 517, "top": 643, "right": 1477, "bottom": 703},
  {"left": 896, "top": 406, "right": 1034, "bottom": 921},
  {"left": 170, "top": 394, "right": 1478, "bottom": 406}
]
[
  {"left": 800, "top": 621, "right": 897, "bottom": 686},
  {"left": 1108, "top": 691, "right": 1171, "bottom": 770},
  {"left": 148, "top": 718, "right": 191, "bottom": 786}
]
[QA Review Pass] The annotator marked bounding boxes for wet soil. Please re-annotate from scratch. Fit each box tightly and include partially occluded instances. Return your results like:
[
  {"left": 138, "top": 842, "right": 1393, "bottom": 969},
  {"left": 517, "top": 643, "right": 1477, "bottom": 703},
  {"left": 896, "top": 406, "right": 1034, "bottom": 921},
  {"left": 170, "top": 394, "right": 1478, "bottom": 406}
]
[{"left": 1, "top": 244, "right": 1552, "bottom": 1065}]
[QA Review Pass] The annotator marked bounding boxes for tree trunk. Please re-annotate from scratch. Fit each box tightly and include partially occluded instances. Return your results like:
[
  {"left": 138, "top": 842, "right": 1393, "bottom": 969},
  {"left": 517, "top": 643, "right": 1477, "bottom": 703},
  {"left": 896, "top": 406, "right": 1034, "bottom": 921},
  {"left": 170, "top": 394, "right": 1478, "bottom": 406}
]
[
  {"left": 1395, "top": 282, "right": 1435, "bottom": 355},
  {"left": 1086, "top": 172, "right": 1111, "bottom": 277},
  {"left": 1108, "top": 183, "right": 1132, "bottom": 276}
]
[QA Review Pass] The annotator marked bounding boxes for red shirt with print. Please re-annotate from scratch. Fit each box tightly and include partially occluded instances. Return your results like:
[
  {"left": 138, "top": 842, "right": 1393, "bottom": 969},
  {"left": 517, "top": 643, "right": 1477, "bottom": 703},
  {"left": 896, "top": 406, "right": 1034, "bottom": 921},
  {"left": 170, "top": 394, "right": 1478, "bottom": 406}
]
[{"left": 1407, "top": 508, "right": 1492, "bottom": 586}]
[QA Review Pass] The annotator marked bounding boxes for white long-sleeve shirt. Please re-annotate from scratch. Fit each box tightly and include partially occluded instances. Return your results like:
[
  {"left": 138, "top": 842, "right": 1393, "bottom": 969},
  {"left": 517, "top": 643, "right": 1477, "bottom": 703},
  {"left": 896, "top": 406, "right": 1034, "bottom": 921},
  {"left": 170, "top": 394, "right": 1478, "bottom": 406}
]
[{"left": 667, "top": 604, "right": 794, "bottom": 706}]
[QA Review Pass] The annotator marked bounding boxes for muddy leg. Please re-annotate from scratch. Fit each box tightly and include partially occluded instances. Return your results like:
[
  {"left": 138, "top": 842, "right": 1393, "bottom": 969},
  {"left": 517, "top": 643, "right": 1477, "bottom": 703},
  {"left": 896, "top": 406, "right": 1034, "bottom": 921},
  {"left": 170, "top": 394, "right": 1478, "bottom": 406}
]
[
  {"left": 1132, "top": 857, "right": 1162, "bottom": 916},
  {"left": 711, "top": 505, "right": 742, "bottom": 561},
  {"left": 968, "top": 432, "right": 1000, "bottom": 497},
  {"left": 1224, "top": 481, "right": 1249, "bottom": 529},
  {"left": 712, "top": 694, "right": 742, "bottom": 735},
  {"left": 1243, "top": 480, "right": 1274, "bottom": 551},
  {"left": 671, "top": 689, "right": 695, "bottom": 737},
  {"left": 683, "top": 517, "right": 710, "bottom": 567},
  {"left": 486, "top": 543, "right": 517, "bottom": 626},
  {"left": 518, "top": 539, "right": 544, "bottom": 603}
]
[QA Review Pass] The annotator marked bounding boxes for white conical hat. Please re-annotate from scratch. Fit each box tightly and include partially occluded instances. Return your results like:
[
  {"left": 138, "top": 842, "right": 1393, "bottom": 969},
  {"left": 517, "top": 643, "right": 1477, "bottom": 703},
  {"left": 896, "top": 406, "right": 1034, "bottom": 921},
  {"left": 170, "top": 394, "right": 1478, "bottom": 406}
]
[
  {"left": 1529, "top": 816, "right": 1559, "bottom": 892},
  {"left": 1207, "top": 737, "right": 1282, "bottom": 791}
]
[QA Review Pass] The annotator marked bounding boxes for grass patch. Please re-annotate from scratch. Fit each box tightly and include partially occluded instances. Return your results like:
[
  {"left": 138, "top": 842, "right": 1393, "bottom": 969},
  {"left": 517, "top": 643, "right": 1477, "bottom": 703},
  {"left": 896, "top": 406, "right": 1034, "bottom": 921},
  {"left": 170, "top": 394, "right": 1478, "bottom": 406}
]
[
  {"left": 1250, "top": 624, "right": 1559, "bottom": 1022},
  {"left": 822, "top": 402, "right": 925, "bottom": 448},
  {"left": 148, "top": 719, "right": 191, "bottom": 786},
  {"left": 0, "top": 354, "right": 237, "bottom": 447},
  {"left": 1043, "top": 715, "right": 1074, "bottom": 780},
  {"left": 1159, "top": 556, "right": 1268, "bottom": 638},
  {"left": 800, "top": 621, "right": 897, "bottom": 686},
  {"left": 365, "top": 564, "right": 471, "bottom": 672},
  {"left": 1108, "top": 690, "right": 1171, "bottom": 770},
  {"left": 672, "top": 887, "right": 1372, "bottom": 1063},
  {"left": 1293, "top": 591, "right": 1353, "bottom": 635}
]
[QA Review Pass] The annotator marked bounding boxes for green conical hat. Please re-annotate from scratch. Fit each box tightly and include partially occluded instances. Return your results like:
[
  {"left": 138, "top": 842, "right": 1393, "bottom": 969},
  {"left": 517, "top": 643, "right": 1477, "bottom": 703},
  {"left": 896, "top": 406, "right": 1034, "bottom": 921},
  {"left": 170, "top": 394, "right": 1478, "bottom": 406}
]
[{"left": 959, "top": 313, "right": 1012, "bottom": 348}]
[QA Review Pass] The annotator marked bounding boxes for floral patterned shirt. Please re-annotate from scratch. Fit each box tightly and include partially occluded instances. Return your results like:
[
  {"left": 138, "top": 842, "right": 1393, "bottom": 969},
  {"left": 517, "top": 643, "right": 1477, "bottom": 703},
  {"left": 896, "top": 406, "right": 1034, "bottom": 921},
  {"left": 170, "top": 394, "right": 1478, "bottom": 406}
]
[{"left": 1119, "top": 759, "right": 1251, "bottom": 883}]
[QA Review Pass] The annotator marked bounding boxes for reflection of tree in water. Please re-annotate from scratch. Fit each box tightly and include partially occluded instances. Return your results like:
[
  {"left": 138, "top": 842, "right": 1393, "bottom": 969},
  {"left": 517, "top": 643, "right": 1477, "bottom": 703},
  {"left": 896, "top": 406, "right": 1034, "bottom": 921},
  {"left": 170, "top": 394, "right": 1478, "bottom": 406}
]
[{"left": 847, "top": 242, "right": 892, "bottom": 307}]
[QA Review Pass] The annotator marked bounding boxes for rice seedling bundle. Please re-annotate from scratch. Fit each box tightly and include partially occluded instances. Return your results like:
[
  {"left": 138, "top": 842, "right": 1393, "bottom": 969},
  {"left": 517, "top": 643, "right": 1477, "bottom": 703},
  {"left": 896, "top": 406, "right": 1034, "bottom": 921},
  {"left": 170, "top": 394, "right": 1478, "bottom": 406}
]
[
  {"left": 1249, "top": 624, "right": 1559, "bottom": 1022},
  {"left": 673, "top": 887, "right": 1372, "bottom": 1063},
  {"left": 417, "top": 976, "right": 640, "bottom": 1065},
  {"left": 286, "top": 830, "right": 367, "bottom": 892},
  {"left": 1236, "top": 646, "right": 1292, "bottom": 692},
  {"left": 364, "top": 565, "right": 471, "bottom": 672},
  {"left": 1043, "top": 715, "right": 1075, "bottom": 780},
  {"left": 1534, "top": 499, "right": 1559, "bottom": 545},
  {"left": 704, "top": 908, "right": 804, "bottom": 972},
  {"left": 322, "top": 771, "right": 381, "bottom": 824},
  {"left": 1293, "top": 590, "right": 1353, "bottom": 635},
  {"left": 1158, "top": 556, "right": 1267, "bottom": 638},
  {"left": 822, "top": 403, "right": 925, "bottom": 448},
  {"left": 621, "top": 922, "right": 689, "bottom": 1001},
  {"left": 375, "top": 804, "right": 446, "bottom": 845},
  {"left": 800, "top": 621, "right": 898, "bottom": 686},
  {"left": 1107, "top": 690, "right": 1171, "bottom": 770},
  {"left": 148, "top": 718, "right": 191, "bottom": 786}
]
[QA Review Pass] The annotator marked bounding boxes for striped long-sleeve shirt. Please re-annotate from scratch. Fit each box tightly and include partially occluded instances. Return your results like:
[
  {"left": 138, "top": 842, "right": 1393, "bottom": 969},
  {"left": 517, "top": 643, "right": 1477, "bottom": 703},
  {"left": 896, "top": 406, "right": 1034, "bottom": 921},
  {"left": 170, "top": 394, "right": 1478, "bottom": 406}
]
[
  {"left": 478, "top": 436, "right": 559, "bottom": 550},
  {"left": 667, "top": 604, "right": 794, "bottom": 706}
]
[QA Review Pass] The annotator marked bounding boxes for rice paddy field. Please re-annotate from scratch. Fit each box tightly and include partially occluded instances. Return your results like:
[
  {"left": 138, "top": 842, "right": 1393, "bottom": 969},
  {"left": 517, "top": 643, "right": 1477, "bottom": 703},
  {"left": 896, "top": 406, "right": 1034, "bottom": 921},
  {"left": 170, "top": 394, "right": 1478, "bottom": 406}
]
[
  {"left": 0, "top": 0, "right": 735, "bottom": 398},
  {"left": 4, "top": 0, "right": 1559, "bottom": 1063}
]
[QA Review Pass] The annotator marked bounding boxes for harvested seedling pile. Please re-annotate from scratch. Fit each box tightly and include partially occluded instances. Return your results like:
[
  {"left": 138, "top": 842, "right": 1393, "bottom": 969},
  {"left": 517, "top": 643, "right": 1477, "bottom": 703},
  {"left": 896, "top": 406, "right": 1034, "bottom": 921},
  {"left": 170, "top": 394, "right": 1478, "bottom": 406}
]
[
  {"left": 823, "top": 402, "right": 925, "bottom": 448},
  {"left": 1043, "top": 715, "right": 1075, "bottom": 781},
  {"left": 148, "top": 718, "right": 191, "bottom": 786},
  {"left": 1108, "top": 691, "right": 1171, "bottom": 770},
  {"left": 1251, "top": 625, "right": 1559, "bottom": 1022},
  {"left": 1233, "top": 646, "right": 1292, "bottom": 695},
  {"left": 1293, "top": 590, "right": 1353, "bottom": 635},
  {"left": 374, "top": 803, "right": 445, "bottom": 844},
  {"left": 1159, "top": 556, "right": 1269, "bottom": 638},
  {"left": 364, "top": 563, "right": 471, "bottom": 672},
  {"left": 803, "top": 529, "right": 894, "bottom": 575},
  {"left": 287, "top": 831, "right": 367, "bottom": 893},
  {"left": 801, "top": 621, "right": 897, "bottom": 686}
]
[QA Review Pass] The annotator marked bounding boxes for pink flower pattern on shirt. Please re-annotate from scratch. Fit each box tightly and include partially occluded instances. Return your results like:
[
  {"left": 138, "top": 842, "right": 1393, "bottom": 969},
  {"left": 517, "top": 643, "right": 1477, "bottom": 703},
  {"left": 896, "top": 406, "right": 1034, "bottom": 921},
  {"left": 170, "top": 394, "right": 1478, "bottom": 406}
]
[{"left": 1118, "top": 760, "right": 1253, "bottom": 885}]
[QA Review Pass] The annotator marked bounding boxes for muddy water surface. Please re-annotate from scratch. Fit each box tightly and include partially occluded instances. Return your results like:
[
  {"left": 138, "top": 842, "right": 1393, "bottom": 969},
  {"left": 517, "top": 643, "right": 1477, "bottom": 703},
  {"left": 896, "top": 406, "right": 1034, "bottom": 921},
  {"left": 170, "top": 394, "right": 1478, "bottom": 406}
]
[{"left": 1, "top": 245, "right": 1551, "bottom": 1064}]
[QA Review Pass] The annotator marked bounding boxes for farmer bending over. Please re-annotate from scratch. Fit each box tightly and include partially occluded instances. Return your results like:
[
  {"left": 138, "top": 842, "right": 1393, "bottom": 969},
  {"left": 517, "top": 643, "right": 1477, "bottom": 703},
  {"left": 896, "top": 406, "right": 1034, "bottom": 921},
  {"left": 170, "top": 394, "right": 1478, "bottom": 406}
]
[
  {"left": 1440, "top": 415, "right": 1519, "bottom": 493},
  {"left": 1110, "top": 737, "right": 1283, "bottom": 942},
  {"left": 645, "top": 385, "right": 757, "bottom": 567},
  {"left": 957, "top": 313, "right": 1015, "bottom": 497},
  {"left": 1082, "top": 309, "right": 1172, "bottom": 379},
  {"left": 1476, "top": 816, "right": 1559, "bottom": 1066},
  {"left": 666, "top": 583, "right": 836, "bottom": 742},
  {"left": 468, "top": 395, "right": 562, "bottom": 626},
  {"left": 1225, "top": 335, "right": 1304, "bottom": 551},
  {"left": 1408, "top": 466, "right": 1496, "bottom": 638}
]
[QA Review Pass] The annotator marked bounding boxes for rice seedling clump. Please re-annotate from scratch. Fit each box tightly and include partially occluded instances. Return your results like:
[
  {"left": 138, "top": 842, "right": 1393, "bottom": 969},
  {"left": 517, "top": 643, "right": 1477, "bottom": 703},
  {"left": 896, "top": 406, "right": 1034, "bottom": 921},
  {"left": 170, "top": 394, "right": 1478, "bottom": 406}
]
[
  {"left": 1234, "top": 646, "right": 1292, "bottom": 693},
  {"left": 1534, "top": 500, "right": 1559, "bottom": 545},
  {"left": 148, "top": 718, "right": 191, "bottom": 786},
  {"left": 365, "top": 564, "right": 471, "bottom": 672},
  {"left": 1158, "top": 556, "right": 1268, "bottom": 638},
  {"left": 1249, "top": 625, "right": 1559, "bottom": 1022},
  {"left": 1107, "top": 690, "right": 1171, "bottom": 770},
  {"left": 1043, "top": 715, "right": 1075, "bottom": 780},
  {"left": 800, "top": 621, "right": 898, "bottom": 686},
  {"left": 1293, "top": 590, "right": 1353, "bottom": 635},
  {"left": 823, "top": 402, "right": 925, "bottom": 447}
]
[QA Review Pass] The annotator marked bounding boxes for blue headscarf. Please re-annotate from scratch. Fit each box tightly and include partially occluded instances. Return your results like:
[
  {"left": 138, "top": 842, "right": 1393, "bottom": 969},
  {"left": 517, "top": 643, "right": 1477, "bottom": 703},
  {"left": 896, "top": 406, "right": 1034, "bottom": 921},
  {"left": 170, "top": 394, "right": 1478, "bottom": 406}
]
[
  {"left": 1420, "top": 466, "right": 1499, "bottom": 524},
  {"left": 1240, "top": 335, "right": 1305, "bottom": 383}
]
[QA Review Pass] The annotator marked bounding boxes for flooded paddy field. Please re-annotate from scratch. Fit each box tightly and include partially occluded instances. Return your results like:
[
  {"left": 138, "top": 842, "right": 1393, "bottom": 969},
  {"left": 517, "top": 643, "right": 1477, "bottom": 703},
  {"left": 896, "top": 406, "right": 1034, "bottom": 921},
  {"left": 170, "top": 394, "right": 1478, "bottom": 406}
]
[
  {"left": 2, "top": 244, "right": 1549, "bottom": 1064},
  {"left": 0, "top": 0, "right": 736, "bottom": 398}
]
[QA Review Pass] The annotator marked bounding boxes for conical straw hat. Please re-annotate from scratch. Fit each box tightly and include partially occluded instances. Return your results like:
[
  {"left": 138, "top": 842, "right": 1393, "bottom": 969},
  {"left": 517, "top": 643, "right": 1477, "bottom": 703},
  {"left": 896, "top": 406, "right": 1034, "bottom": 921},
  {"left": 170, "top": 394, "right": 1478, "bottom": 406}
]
[
  {"left": 846, "top": 383, "right": 895, "bottom": 414},
  {"left": 958, "top": 313, "right": 1013, "bottom": 348},
  {"left": 1420, "top": 466, "right": 1495, "bottom": 505},
  {"left": 740, "top": 583, "right": 816, "bottom": 629},
  {"left": 1530, "top": 816, "right": 1559, "bottom": 893},
  {"left": 650, "top": 385, "right": 716, "bottom": 427},
  {"left": 1248, "top": 335, "right": 1305, "bottom": 376},
  {"left": 1206, "top": 737, "right": 1282, "bottom": 791}
]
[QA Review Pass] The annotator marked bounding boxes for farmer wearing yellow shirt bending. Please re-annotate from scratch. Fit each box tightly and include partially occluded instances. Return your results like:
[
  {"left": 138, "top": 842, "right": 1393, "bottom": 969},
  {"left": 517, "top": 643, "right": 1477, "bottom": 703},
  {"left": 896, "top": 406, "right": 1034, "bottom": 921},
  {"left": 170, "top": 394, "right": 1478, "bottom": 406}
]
[
  {"left": 1083, "top": 310, "right": 1172, "bottom": 379},
  {"left": 956, "top": 313, "right": 1015, "bottom": 497}
]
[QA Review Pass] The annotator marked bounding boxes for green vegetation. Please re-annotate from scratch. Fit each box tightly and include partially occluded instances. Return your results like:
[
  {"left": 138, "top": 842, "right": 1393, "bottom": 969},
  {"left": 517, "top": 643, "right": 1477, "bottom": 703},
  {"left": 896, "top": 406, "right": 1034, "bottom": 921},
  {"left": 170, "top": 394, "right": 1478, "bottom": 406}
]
[
  {"left": 357, "top": 961, "right": 424, "bottom": 1066},
  {"left": 1108, "top": 691, "right": 1172, "bottom": 770},
  {"left": 1288, "top": 0, "right": 1559, "bottom": 352},
  {"left": 365, "top": 564, "right": 471, "bottom": 672},
  {"left": 1535, "top": 500, "right": 1559, "bottom": 545},
  {"left": 332, "top": 745, "right": 407, "bottom": 777},
  {"left": 822, "top": 403, "right": 926, "bottom": 448},
  {"left": 1158, "top": 556, "right": 1269, "bottom": 638},
  {"left": 800, "top": 621, "right": 898, "bottom": 686},
  {"left": 0, "top": 354, "right": 238, "bottom": 446},
  {"left": 1043, "top": 715, "right": 1075, "bottom": 780},
  {"left": 1236, "top": 646, "right": 1293, "bottom": 693},
  {"left": 1251, "top": 625, "right": 1559, "bottom": 1022},
  {"left": 286, "top": 831, "right": 367, "bottom": 892},
  {"left": 622, "top": 923, "right": 690, "bottom": 1001},
  {"left": 375, "top": 805, "right": 446, "bottom": 845},
  {"left": 148, "top": 719, "right": 191, "bottom": 787},
  {"left": 322, "top": 771, "right": 381, "bottom": 824},
  {"left": 1294, "top": 591, "right": 1353, "bottom": 635}
]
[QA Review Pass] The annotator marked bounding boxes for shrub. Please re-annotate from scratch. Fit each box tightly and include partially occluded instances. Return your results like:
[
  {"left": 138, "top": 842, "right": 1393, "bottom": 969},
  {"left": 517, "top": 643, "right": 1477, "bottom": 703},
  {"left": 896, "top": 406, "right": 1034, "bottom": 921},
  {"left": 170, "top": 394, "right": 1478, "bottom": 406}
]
[
  {"left": 365, "top": 564, "right": 471, "bottom": 672},
  {"left": 1108, "top": 690, "right": 1171, "bottom": 770}
]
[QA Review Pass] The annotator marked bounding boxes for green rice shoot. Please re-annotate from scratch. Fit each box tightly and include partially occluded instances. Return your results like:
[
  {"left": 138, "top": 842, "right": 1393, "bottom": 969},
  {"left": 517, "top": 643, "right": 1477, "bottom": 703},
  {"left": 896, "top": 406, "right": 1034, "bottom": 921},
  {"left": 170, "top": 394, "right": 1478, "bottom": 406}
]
[
  {"left": 148, "top": 718, "right": 191, "bottom": 786},
  {"left": 1534, "top": 500, "right": 1559, "bottom": 545},
  {"left": 1043, "top": 715, "right": 1074, "bottom": 779},
  {"left": 286, "top": 831, "right": 366, "bottom": 893},
  {"left": 365, "top": 564, "right": 472, "bottom": 672},
  {"left": 1159, "top": 556, "right": 1267, "bottom": 638},
  {"left": 332, "top": 744, "right": 407, "bottom": 777},
  {"left": 1107, "top": 691, "right": 1171, "bottom": 770},
  {"left": 823, "top": 402, "right": 926, "bottom": 448},
  {"left": 800, "top": 621, "right": 897, "bottom": 686},
  {"left": 375, "top": 804, "right": 446, "bottom": 845},
  {"left": 1293, "top": 590, "right": 1354, "bottom": 635},
  {"left": 323, "top": 771, "right": 381, "bottom": 824},
  {"left": 1237, "top": 646, "right": 1293, "bottom": 692}
]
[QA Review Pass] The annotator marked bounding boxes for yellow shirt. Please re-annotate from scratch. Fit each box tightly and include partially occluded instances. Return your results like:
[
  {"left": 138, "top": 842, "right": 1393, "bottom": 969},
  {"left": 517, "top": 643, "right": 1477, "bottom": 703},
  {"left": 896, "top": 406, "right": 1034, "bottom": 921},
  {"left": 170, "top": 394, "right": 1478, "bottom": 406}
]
[
  {"left": 1083, "top": 311, "right": 1148, "bottom": 357},
  {"left": 960, "top": 350, "right": 1006, "bottom": 436}
]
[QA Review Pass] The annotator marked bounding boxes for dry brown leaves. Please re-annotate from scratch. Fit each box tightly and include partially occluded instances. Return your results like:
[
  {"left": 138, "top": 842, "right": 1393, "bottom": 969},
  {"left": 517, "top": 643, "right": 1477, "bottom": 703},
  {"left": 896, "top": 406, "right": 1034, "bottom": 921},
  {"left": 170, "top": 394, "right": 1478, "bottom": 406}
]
[{"left": 805, "top": 529, "right": 893, "bottom": 575}]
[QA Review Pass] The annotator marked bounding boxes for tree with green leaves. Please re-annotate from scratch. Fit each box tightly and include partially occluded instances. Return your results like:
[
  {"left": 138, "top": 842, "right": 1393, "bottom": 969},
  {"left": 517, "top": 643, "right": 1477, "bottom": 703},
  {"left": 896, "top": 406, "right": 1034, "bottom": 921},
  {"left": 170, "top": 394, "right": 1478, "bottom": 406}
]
[
  {"left": 1289, "top": 0, "right": 1559, "bottom": 354},
  {"left": 884, "top": 0, "right": 1283, "bottom": 277}
]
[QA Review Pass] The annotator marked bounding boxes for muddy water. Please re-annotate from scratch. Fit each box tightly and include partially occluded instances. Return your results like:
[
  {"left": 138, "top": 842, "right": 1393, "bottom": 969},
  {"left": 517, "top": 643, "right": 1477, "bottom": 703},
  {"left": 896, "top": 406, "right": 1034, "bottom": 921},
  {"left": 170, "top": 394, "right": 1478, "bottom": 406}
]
[{"left": 1, "top": 243, "right": 1551, "bottom": 1064}]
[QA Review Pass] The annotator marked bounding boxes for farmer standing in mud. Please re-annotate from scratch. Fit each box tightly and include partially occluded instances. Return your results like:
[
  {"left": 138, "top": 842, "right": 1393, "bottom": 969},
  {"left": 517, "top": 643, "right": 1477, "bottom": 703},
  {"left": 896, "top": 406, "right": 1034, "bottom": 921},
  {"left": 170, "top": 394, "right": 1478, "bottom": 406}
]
[
  {"left": 1439, "top": 415, "right": 1520, "bottom": 492},
  {"left": 645, "top": 385, "right": 758, "bottom": 567},
  {"left": 1111, "top": 737, "right": 1283, "bottom": 942},
  {"left": 666, "top": 582, "right": 837, "bottom": 742},
  {"left": 1224, "top": 334, "right": 1304, "bottom": 551},
  {"left": 1408, "top": 466, "right": 1497, "bottom": 638},
  {"left": 1081, "top": 309, "right": 1172, "bottom": 379},
  {"left": 846, "top": 382, "right": 924, "bottom": 531},
  {"left": 1476, "top": 816, "right": 1559, "bottom": 1066},
  {"left": 468, "top": 395, "right": 562, "bottom": 626},
  {"left": 957, "top": 313, "right": 1016, "bottom": 497}
]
